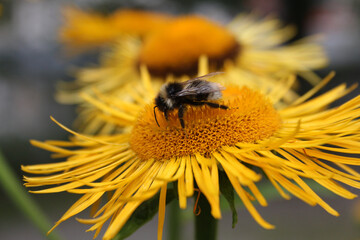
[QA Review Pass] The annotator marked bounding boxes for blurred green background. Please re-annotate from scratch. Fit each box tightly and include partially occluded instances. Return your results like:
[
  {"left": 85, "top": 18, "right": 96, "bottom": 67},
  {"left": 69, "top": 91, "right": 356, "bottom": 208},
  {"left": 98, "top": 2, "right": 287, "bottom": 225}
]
[{"left": 0, "top": 0, "right": 360, "bottom": 239}]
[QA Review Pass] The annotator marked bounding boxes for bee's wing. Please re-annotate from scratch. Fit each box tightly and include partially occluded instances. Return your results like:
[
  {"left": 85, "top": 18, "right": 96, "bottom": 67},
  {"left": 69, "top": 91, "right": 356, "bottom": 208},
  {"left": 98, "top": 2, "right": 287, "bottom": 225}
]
[
  {"left": 190, "top": 72, "right": 224, "bottom": 81},
  {"left": 173, "top": 72, "right": 225, "bottom": 97},
  {"left": 174, "top": 80, "right": 225, "bottom": 97}
]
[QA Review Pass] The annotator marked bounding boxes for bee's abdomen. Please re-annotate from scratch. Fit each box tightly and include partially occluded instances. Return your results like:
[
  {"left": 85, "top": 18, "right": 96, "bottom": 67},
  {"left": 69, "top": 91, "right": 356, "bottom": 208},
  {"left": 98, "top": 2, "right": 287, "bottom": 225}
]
[
  {"left": 195, "top": 93, "right": 210, "bottom": 101},
  {"left": 208, "top": 91, "right": 222, "bottom": 100}
]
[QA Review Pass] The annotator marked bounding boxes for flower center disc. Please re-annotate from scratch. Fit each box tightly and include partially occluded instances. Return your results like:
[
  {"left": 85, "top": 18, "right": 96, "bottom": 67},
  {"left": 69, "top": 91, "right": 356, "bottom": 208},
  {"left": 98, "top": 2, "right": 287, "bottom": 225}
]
[
  {"left": 110, "top": 10, "right": 173, "bottom": 36},
  {"left": 130, "top": 86, "right": 281, "bottom": 161},
  {"left": 138, "top": 15, "right": 240, "bottom": 76}
]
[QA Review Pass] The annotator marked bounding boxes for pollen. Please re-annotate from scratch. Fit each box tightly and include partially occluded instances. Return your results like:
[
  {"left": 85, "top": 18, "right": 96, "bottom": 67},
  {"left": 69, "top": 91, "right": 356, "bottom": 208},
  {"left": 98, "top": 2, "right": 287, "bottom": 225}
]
[
  {"left": 138, "top": 16, "right": 240, "bottom": 76},
  {"left": 130, "top": 86, "right": 281, "bottom": 160}
]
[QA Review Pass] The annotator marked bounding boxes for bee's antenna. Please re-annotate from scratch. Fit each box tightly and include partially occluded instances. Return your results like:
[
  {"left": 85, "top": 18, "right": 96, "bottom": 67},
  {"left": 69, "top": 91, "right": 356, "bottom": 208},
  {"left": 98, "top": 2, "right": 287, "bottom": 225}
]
[{"left": 154, "top": 105, "right": 160, "bottom": 127}]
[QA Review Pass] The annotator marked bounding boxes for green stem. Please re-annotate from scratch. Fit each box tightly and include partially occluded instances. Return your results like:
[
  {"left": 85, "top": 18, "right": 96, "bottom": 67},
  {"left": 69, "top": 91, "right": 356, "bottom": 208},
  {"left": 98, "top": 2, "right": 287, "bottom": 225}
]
[
  {"left": 168, "top": 200, "right": 181, "bottom": 240},
  {"left": 0, "top": 151, "right": 61, "bottom": 240},
  {"left": 195, "top": 194, "right": 217, "bottom": 240}
]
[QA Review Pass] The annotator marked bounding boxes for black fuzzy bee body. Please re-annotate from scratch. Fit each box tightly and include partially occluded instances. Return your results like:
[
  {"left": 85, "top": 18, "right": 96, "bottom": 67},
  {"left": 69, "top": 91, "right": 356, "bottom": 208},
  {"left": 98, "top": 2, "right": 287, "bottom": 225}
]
[{"left": 154, "top": 72, "right": 228, "bottom": 128}]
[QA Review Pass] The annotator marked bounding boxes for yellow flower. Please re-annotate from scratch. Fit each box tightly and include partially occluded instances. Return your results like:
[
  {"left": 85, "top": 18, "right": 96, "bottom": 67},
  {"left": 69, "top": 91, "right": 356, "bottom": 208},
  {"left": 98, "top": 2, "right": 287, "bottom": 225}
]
[
  {"left": 23, "top": 67, "right": 360, "bottom": 240},
  {"left": 138, "top": 14, "right": 327, "bottom": 81},
  {"left": 59, "top": 7, "right": 172, "bottom": 51},
  {"left": 138, "top": 15, "right": 239, "bottom": 76},
  {"left": 57, "top": 13, "right": 326, "bottom": 134}
]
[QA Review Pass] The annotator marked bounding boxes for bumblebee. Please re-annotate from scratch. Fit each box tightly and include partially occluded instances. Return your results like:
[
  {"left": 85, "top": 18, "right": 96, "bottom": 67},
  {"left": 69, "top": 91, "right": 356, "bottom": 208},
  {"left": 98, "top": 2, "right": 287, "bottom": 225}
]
[{"left": 154, "top": 72, "right": 228, "bottom": 128}]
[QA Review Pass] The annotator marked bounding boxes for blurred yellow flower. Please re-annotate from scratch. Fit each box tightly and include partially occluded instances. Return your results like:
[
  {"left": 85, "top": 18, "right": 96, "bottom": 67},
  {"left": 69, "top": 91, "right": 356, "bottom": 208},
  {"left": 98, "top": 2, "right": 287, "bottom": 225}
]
[
  {"left": 60, "top": 7, "right": 172, "bottom": 52},
  {"left": 138, "top": 14, "right": 327, "bottom": 81},
  {"left": 23, "top": 68, "right": 360, "bottom": 240},
  {"left": 138, "top": 15, "right": 239, "bottom": 76},
  {"left": 57, "top": 12, "right": 327, "bottom": 134}
]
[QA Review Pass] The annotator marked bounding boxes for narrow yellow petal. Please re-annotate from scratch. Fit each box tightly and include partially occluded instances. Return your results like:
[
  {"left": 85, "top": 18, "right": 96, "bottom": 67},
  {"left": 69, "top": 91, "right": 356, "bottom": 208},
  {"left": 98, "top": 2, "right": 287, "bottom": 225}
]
[
  {"left": 178, "top": 174, "right": 187, "bottom": 209},
  {"left": 48, "top": 192, "right": 104, "bottom": 234},
  {"left": 50, "top": 116, "right": 127, "bottom": 146},
  {"left": 157, "top": 184, "right": 167, "bottom": 240},
  {"left": 280, "top": 84, "right": 349, "bottom": 118},
  {"left": 185, "top": 156, "right": 194, "bottom": 197},
  {"left": 305, "top": 149, "right": 360, "bottom": 165},
  {"left": 217, "top": 151, "right": 261, "bottom": 182},
  {"left": 103, "top": 201, "right": 142, "bottom": 240},
  {"left": 248, "top": 182, "right": 267, "bottom": 207},
  {"left": 210, "top": 157, "right": 219, "bottom": 196},
  {"left": 292, "top": 176, "right": 339, "bottom": 216},
  {"left": 198, "top": 55, "right": 209, "bottom": 76},
  {"left": 225, "top": 169, "right": 275, "bottom": 229},
  {"left": 140, "top": 64, "right": 155, "bottom": 98},
  {"left": 29, "top": 140, "right": 74, "bottom": 156},
  {"left": 336, "top": 163, "right": 360, "bottom": 177},
  {"left": 266, "top": 173, "right": 291, "bottom": 200},
  {"left": 191, "top": 155, "right": 221, "bottom": 218},
  {"left": 158, "top": 157, "right": 186, "bottom": 182},
  {"left": 291, "top": 71, "right": 335, "bottom": 105},
  {"left": 269, "top": 172, "right": 316, "bottom": 206},
  {"left": 195, "top": 153, "right": 217, "bottom": 195},
  {"left": 81, "top": 94, "right": 136, "bottom": 123}
]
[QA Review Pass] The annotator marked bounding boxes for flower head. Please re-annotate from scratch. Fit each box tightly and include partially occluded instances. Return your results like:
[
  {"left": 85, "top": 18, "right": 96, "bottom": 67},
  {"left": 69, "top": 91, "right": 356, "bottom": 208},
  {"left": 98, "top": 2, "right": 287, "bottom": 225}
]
[
  {"left": 57, "top": 13, "right": 327, "bottom": 134},
  {"left": 60, "top": 7, "right": 172, "bottom": 51},
  {"left": 131, "top": 85, "right": 281, "bottom": 160},
  {"left": 24, "top": 68, "right": 360, "bottom": 240},
  {"left": 138, "top": 15, "right": 240, "bottom": 76}
]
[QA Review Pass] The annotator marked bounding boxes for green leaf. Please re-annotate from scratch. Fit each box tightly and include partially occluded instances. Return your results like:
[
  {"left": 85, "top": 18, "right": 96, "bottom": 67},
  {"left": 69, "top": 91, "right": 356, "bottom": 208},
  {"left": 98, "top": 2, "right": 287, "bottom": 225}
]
[
  {"left": 219, "top": 171, "right": 238, "bottom": 228},
  {"left": 0, "top": 151, "right": 61, "bottom": 240},
  {"left": 113, "top": 188, "right": 176, "bottom": 240}
]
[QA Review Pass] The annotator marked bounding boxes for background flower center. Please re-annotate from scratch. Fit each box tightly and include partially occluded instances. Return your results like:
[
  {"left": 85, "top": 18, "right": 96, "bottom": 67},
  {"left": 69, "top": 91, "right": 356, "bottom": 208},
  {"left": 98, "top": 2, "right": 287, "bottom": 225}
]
[{"left": 138, "top": 15, "right": 240, "bottom": 76}]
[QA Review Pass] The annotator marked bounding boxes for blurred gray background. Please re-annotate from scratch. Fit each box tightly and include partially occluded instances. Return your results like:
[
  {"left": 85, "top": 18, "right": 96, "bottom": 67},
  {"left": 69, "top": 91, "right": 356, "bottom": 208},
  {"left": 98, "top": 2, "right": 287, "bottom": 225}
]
[{"left": 0, "top": 0, "right": 360, "bottom": 239}]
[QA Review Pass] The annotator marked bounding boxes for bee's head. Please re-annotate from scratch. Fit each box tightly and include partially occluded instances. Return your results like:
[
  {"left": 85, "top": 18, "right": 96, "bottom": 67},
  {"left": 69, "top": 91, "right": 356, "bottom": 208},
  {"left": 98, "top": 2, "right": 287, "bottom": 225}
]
[
  {"left": 155, "top": 83, "right": 177, "bottom": 111},
  {"left": 154, "top": 95, "right": 167, "bottom": 112}
]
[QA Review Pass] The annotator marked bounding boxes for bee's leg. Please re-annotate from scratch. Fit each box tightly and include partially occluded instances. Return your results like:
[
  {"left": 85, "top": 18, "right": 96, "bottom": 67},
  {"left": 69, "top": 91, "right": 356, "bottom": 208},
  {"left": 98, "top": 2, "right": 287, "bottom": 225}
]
[
  {"left": 186, "top": 101, "right": 228, "bottom": 109},
  {"left": 164, "top": 109, "right": 169, "bottom": 121},
  {"left": 203, "top": 102, "right": 228, "bottom": 109},
  {"left": 154, "top": 106, "right": 160, "bottom": 127},
  {"left": 178, "top": 105, "right": 186, "bottom": 128}
]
